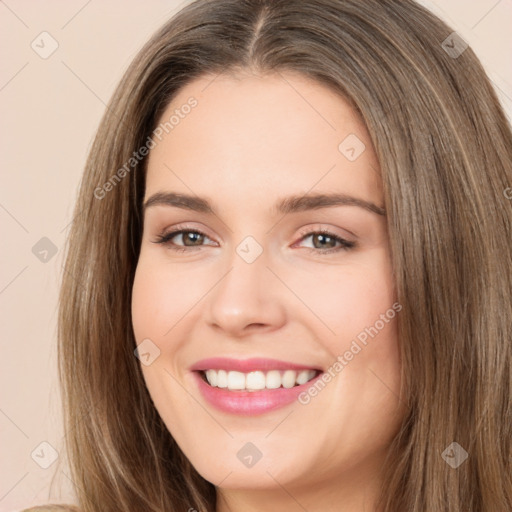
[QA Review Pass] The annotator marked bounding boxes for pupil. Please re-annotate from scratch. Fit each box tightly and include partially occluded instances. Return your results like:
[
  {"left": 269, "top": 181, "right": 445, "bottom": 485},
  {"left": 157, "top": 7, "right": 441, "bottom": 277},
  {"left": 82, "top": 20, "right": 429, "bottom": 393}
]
[
  {"left": 186, "top": 232, "right": 203, "bottom": 246},
  {"left": 315, "top": 234, "right": 334, "bottom": 248}
]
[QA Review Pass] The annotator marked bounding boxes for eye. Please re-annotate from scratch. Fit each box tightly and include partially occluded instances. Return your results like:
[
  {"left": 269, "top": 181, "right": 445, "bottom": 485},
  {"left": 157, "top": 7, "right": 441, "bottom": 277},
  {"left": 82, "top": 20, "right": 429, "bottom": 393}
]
[
  {"left": 152, "top": 226, "right": 356, "bottom": 255},
  {"left": 152, "top": 226, "right": 215, "bottom": 253},
  {"left": 294, "top": 228, "right": 356, "bottom": 255}
]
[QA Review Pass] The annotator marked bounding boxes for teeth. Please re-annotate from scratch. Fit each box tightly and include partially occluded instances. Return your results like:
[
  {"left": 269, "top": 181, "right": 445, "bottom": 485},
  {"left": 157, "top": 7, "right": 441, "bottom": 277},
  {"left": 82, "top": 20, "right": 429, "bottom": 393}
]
[
  {"left": 282, "top": 370, "right": 296, "bottom": 388},
  {"left": 217, "top": 369, "right": 228, "bottom": 388},
  {"left": 246, "top": 371, "right": 266, "bottom": 390},
  {"left": 266, "top": 370, "right": 281, "bottom": 389},
  {"left": 227, "top": 371, "right": 246, "bottom": 390},
  {"left": 296, "top": 369, "right": 313, "bottom": 385},
  {"left": 203, "top": 369, "right": 318, "bottom": 391},
  {"left": 205, "top": 369, "right": 217, "bottom": 387}
]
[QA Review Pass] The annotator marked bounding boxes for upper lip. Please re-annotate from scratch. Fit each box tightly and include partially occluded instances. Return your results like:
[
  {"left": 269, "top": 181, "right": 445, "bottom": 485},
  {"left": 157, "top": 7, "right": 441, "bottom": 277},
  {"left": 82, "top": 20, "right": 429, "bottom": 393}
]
[{"left": 190, "top": 357, "right": 323, "bottom": 373}]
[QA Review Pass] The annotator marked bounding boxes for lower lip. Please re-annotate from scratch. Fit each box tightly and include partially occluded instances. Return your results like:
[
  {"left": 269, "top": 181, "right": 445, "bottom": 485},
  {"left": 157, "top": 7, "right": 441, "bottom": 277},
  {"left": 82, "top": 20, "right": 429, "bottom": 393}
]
[{"left": 192, "top": 371, "right": 323, "bottom": 416}]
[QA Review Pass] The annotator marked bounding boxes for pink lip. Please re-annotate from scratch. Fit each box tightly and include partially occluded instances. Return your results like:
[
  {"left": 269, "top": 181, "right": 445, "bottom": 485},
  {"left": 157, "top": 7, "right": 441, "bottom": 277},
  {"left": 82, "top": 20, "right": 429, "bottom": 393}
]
[
  {"left": 190, "top": 357, "right": 321, "bottom": 372},
  {"left": 189, "top": 358, "right": 323, "bottom": 416}
]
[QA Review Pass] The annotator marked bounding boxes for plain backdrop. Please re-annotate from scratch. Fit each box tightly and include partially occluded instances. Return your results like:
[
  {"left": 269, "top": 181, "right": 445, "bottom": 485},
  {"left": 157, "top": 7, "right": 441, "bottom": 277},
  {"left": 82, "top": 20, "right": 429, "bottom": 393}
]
[{"left": 1, "top": 0, "right": 511, "bottom": 509}]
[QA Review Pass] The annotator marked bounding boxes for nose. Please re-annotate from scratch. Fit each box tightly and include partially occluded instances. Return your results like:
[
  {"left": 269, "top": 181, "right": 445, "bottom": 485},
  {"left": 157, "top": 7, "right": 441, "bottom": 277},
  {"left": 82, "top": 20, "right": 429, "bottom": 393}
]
[{"left": 204, "top": 246, "right": 287, "bottom": 337}]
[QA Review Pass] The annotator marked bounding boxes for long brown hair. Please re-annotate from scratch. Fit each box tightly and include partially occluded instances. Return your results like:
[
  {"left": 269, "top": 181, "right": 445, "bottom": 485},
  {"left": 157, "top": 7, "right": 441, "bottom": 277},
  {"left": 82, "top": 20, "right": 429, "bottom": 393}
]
[{"left": 35, "top": 0, "right": 512, "bottom": 510}]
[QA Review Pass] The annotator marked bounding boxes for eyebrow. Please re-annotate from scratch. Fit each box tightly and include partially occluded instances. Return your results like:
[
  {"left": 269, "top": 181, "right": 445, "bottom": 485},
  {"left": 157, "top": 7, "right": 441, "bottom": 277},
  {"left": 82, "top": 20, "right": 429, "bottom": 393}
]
[{"left": 143, "top": 191, "right": 386, "bottom": 216}]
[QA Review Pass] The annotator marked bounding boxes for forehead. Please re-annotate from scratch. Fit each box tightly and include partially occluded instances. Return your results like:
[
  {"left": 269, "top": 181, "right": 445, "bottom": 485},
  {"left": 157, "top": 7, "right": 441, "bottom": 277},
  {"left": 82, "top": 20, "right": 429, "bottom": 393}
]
[{"left": 145, "top": 71, "right": 382, "bottom": 209}]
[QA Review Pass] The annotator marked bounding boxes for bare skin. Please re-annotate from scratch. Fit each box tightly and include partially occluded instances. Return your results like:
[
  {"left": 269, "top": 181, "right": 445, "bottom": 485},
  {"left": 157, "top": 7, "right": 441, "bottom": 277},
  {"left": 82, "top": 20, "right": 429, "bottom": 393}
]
[{"left": 131, "top": 70, "right": 406, "bottom": 512}]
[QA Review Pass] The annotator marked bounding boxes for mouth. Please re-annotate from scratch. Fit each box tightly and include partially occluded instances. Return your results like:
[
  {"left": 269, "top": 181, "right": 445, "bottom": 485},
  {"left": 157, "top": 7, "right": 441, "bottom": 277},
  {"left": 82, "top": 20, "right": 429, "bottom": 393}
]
[
  {"left": 198, "top": 368, "right": 321, "bottom": 391},
  {"left": 190, "top": 358, "right": 325, "bottom": 415},
  {"left": 189, "top": 357, "right": 324, "bottom": 416}
]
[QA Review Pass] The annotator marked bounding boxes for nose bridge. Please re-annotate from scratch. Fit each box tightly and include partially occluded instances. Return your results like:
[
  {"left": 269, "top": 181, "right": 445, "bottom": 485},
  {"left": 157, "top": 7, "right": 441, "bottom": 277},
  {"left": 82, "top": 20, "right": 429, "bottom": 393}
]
[{"left": 205, "top": 235, "right": 286, "bottom": 334}]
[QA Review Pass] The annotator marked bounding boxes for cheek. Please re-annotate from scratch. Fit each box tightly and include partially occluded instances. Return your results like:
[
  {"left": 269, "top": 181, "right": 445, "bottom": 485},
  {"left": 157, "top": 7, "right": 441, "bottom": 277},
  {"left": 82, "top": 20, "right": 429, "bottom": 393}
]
[
  {"left": 131, "top": 256, "right": 202, "bottom": 342},
  {"left": 284, "top": 247, "right": 397, "bottom": 347},
  {"left": 131, "top": 264, "right": 164, "bottom": 342},
  {"left": 131, "top": 258, "right": 200, "bottom": 433}
]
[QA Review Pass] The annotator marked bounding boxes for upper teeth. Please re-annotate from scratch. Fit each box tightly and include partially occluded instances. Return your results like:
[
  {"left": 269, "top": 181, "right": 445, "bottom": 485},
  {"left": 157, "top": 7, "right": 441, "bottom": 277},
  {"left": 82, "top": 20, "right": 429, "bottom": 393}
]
[{"left": 204, "top": 369, "right": 317, "bottom": 391}]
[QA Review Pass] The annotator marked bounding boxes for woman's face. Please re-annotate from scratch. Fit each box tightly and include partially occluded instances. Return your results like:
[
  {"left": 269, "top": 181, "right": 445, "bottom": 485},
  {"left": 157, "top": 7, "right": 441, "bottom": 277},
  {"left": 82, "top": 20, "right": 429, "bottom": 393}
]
[{"left": 132, "top": 70, "right": 405, "bottom": 508}]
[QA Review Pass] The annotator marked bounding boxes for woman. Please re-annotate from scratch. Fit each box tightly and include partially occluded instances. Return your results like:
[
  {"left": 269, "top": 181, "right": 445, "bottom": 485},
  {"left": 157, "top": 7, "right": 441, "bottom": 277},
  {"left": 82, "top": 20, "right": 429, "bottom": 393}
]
[{"left": 24, "top": 0, "right": 512, "bottom": 510}]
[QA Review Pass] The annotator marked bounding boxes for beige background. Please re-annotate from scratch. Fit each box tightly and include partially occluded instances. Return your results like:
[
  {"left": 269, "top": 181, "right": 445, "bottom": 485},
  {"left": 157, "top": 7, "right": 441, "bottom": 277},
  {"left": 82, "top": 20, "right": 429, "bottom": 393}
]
[{"left": 1, "top": 0, "right": 511, "bottom": 509}]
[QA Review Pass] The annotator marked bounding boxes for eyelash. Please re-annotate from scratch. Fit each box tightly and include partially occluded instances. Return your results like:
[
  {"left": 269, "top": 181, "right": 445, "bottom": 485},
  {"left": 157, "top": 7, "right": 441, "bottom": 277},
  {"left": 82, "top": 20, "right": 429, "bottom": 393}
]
[{"left": 152, "top": 225, "right": 356, "bottom": 255}]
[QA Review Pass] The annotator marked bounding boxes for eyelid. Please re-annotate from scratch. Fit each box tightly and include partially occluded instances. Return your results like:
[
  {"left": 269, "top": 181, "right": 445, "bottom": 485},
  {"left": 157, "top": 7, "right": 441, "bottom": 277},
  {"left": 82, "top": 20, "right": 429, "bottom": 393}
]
[
  {"left": 152, "top": 223, "right": 357, "bottom": 254},
  {"left": 153, "top": 223, "right": 216, "bottom": 246},
  {"left": 154, "top": 222, "right": 353, "bottom": 241},
  {"left": 294, "top": 224, "right": 355, "bottom": 244},
  {"left": 292, "top": 226, "right": 356, "bottom": 254}
]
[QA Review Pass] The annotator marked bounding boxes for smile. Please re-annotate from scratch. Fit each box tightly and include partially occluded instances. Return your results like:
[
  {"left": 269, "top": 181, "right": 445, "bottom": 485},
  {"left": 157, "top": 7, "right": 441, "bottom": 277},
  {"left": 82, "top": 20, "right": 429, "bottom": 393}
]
[
  {"left": 190, "top": 357, "right": 324, "bottom": 415},
  {"left": 201, "top": 369, "right": 319, "bottom": 391}
]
